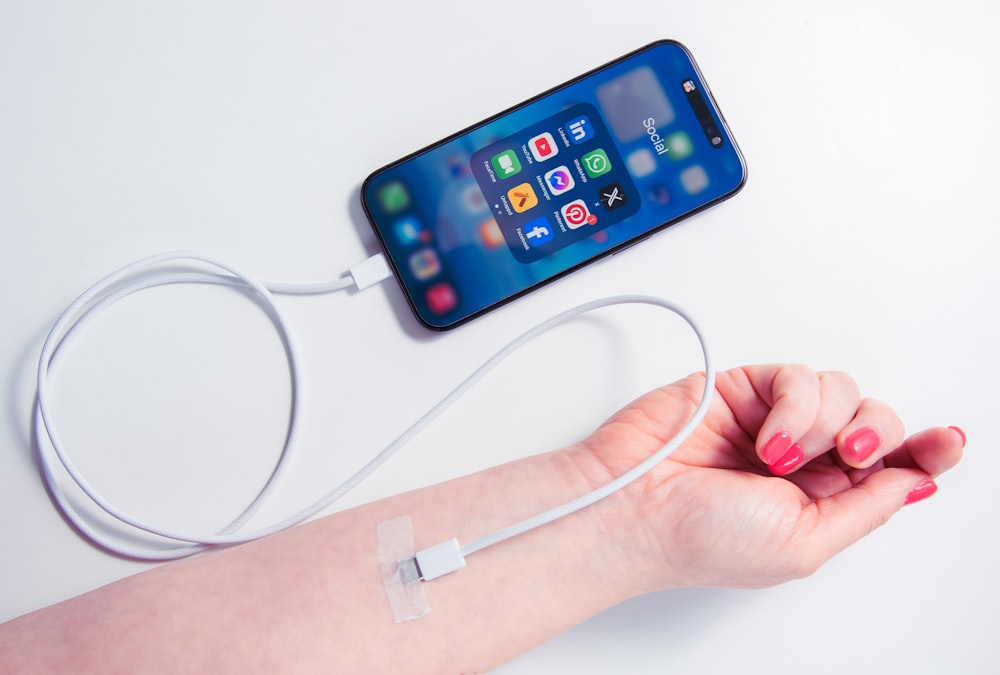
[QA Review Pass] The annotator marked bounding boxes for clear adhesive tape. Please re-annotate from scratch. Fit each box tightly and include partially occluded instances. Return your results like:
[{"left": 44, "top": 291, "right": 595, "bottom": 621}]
[{"left": 376, "top": 515, "right": 430, "bottom": 623}]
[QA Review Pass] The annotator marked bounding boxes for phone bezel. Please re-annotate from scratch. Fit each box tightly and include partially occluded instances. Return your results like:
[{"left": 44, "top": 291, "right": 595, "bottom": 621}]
[{"left": 361, "top": 39, "right": 747, "bottom": 331}]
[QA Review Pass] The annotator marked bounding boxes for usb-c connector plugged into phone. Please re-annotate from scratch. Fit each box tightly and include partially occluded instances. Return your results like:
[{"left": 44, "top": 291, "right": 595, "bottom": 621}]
[{"left": 350, "top": 253, "right": 391, "bottom": 291}]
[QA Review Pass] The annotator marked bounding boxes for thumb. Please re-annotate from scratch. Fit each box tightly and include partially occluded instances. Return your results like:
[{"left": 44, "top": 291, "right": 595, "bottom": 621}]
[{"left": 800, "top": 468, "right": 935, "bottom": 570}]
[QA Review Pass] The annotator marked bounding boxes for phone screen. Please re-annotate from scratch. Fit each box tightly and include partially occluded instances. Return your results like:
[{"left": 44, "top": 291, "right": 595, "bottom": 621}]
[{"left": 362, "top": 40, "right": 746, "bottom": 330}]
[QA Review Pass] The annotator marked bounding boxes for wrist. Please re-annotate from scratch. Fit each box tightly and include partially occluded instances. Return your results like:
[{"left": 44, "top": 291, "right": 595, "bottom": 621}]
[{"left": 562, "top": 443, "right": 684, "bottom": 597}]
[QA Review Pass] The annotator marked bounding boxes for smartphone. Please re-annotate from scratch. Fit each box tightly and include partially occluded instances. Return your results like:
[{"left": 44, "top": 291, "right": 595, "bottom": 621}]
[{"left": 361, "top": 39, "right": 746, "bottom": 330}]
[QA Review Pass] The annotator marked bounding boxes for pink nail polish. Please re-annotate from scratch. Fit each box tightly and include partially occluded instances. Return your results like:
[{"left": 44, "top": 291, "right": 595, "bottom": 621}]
[
  {"left": 770, "top": 444, "right": 804, "bottom": 476},
  {"left": 762, "top": 432, "right": 793, "bottom": 465},
  {"left": 948, "top": 426, "right": 967, "bottom": 448},
  {"left": 904, "top": 479, "right": 938, "bottom": 506},
  {"left": 845, "top": 427, "right": 881, "bottom": 463}
]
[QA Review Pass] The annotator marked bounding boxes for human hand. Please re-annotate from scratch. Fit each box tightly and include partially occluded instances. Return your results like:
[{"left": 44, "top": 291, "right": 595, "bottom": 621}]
[{"left": 571, "top": 365, "right": 965, "bottom": 592}]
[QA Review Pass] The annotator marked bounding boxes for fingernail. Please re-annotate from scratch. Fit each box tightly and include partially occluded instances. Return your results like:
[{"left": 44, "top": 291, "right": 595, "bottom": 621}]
[
  {"left": 904, "top": 479, "right": 938, "bottom": 506},
  {"left": 948, "top": 426, "right": 967, "bottom": 448},
  {"left": 762, "top": 432, "right": 793, "bottom": 465},
  {"left": 770, "top": 444, "right": 804, "bottom": 476},
  {"left": 845, "top": 427, "right": 881, "bottom": 463}
]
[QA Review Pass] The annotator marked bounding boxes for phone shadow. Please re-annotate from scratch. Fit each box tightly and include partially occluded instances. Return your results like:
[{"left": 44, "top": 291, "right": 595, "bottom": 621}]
[{"left": 344, "top": 183, "right": 441, "bottom": 343}]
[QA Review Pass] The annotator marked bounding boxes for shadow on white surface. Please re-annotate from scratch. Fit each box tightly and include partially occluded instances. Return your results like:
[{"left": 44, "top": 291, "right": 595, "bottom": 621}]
[{"left": 500, "top": 586, "right": 746, "bottom": 673}]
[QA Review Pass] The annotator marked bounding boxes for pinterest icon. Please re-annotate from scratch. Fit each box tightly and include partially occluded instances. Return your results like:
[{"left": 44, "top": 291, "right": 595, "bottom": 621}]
[{"left": 560, "top": 199, "right": 597, "bottom": 230}]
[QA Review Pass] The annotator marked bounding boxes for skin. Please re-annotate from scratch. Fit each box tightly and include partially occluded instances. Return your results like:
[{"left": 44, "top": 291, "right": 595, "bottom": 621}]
[{"left": 0, "top": 364, "right": 964, "bottom": 673}]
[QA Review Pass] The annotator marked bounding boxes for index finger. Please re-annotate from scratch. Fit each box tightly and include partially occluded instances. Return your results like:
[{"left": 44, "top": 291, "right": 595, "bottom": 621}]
[{"left": 884, "top": 426, "right": 966, "bottom": 477}]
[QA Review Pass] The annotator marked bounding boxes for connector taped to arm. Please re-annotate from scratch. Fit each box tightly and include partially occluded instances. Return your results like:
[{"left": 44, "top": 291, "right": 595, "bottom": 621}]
[{"left": 414, "top": 539, "right": 466, "bottom": 581}]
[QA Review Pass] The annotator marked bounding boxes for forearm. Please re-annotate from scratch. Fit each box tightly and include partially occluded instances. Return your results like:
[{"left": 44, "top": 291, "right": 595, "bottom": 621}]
[
  {"left": 0, "top": 446, "right": 647, "bottom": 673},
  {"left": 1, "top": 365, "right": 964, "bottom": 672}
]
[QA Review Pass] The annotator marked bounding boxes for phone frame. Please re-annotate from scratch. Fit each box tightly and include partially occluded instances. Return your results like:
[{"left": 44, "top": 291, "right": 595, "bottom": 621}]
[{"left": 361, "top": 39, "right": 747, "bottom": 331}]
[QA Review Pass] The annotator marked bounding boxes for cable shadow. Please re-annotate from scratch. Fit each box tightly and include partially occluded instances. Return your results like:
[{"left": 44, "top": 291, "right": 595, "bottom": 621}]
[{"left": 6, "top": 323, "right": 50, "bottom": 469}]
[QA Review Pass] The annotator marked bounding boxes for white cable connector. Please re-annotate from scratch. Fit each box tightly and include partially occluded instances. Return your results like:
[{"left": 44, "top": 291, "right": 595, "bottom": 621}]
[
  {"left": 414, "top": 539, "right": 466, "bottom": 581},
  {"left": 350, "top": 253, "right": 392, "bottom": 291}
]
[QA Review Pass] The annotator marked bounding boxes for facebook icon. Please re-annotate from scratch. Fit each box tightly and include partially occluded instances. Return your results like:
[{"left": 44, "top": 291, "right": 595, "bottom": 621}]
[{"left": 522, "top": 217, "right": 554, "bottom": 247}]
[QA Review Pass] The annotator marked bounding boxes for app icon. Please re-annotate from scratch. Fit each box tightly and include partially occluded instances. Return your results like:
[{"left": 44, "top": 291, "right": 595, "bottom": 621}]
[
  {"left": 507, "top": 183, "right": 538, "bottom": 213},
  {"left": 408, "top": 248, "right": 441, "bottom": 280},
  {"left": 665, "top": 131, "right": 694, "bottom": 161},
  {"left": 581, "top": 148, "right": 612, "bottom": 178},
  {"left": 461, "top": 184, "right": 488, "bottom": 213},
  {"left": 446, "top": 154, "right": 470, "bottom": 178},
  {"left": 565, "top": 115, "right": 594, "bottom": 144},
  {"left": 478, "top": 218, "right": 505, "bottom": 248},
  {"left": 680, "top": 165, "right": 709, "bottom": 195},
  {"left": 560, "top": 199, "right": 597, "bottom": 229},
  {"left": 596, "top": 66, "right": 675, "bottom": 143},
  {"left": 490, "top": 149, "right": 522, "bottom": 179},
  {"left": 598, "top": 182, "right": 628, "bottom": 211},
  {"left": 625, "top": 148, "right": 657, "bottom": 178},
  {"left": 648, "top": 184, "right": 671, "bottom": 205},
  {"left": 543, "top": 165, "right": 575, "bottom": 196},
  {"left": 528, "top": 132, "right": 559, "bottom": 162},
  {"left": 522, "top": 217, "right": 554, "bottom": 246},
  {"left": 393, "top": 216, "right": 428, "bottom": 246},
  {"left": 425, "top": 282, "right": 458, "bottom": 315},
  {"left": 377, "top": 181, "right": 409, "bottom": 213}
]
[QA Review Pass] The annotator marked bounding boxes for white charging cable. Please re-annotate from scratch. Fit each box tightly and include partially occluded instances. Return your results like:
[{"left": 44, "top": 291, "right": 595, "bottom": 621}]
[{"left": 34, "top": 250, "right": 713, "bottom": 574}]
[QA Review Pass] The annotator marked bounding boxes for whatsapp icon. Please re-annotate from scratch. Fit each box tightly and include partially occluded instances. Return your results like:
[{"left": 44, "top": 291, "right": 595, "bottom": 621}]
[{"left": 581, "top": 148, "right": 611, "bottom": 179}]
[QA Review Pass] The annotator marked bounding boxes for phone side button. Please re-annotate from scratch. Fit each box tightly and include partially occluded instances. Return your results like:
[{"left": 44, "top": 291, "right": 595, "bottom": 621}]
[{"left": 611, "top": 236, "right": 650, "bottom": 256}]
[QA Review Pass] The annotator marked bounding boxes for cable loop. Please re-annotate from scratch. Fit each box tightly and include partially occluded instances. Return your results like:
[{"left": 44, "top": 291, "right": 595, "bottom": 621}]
[{"left": 35, "top": 251, "right": 713, "bottom": 562}]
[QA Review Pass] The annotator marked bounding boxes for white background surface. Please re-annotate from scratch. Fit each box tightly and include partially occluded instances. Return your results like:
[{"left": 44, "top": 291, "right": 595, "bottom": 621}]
[{"left": 2, "top": 1, "right": 998, "bottom": 672}]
